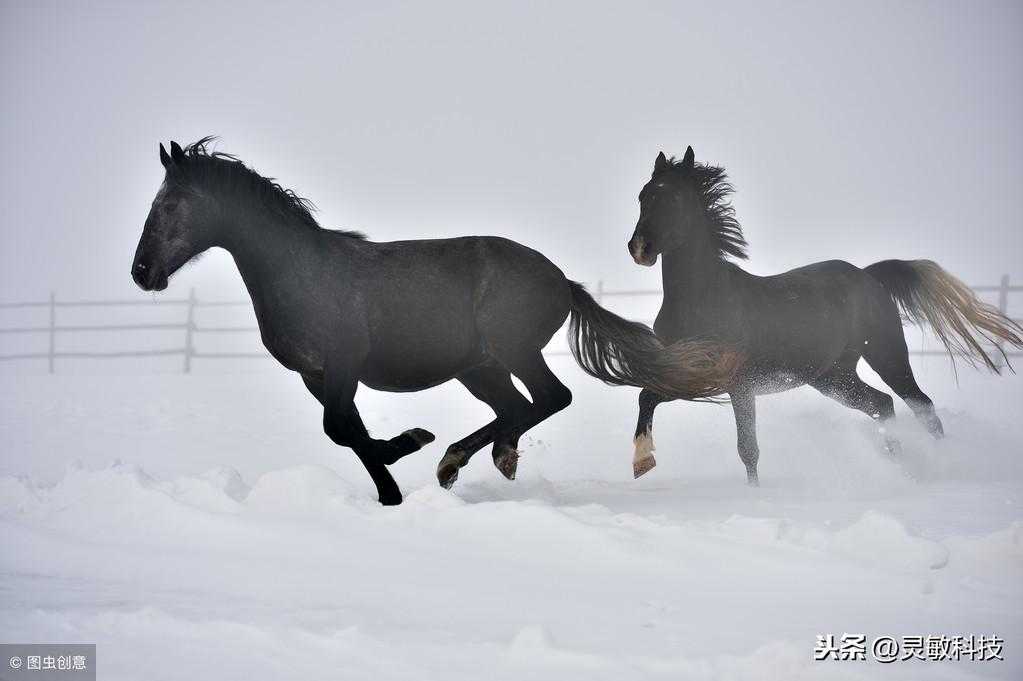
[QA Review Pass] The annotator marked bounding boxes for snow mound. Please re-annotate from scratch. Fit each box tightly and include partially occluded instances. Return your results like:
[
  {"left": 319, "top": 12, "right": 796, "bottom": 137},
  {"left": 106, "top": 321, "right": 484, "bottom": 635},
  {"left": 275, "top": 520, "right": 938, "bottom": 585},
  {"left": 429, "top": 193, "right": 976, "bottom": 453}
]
[
  {"left": 507, "top": 624, "right": 605, "bottom": 670},
  {"left": 244, "top": 464, "right": 369, "bottom": 517},
  {"left": 2, "top": 371, "right": 1021, "bottom": 680},
  {"left": 0, "top": 475, "right": 42, "bottom": 516},
  {"left": 943, "top": 521, "right": 1023, "bottom": 572},
  {"left": 719, "top": 511, "right": 949, "bottom": 572},
  {"left": 154, "top": 466, "right": 249, "bottom": 512},
  {"left": 822, "top": 510, "right": 950, "bottom": 571}
]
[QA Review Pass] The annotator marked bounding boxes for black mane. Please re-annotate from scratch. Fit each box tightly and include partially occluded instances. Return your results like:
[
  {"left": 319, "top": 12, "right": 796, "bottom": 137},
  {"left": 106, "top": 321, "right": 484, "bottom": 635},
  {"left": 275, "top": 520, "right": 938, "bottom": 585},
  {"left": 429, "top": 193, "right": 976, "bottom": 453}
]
[
  {"left": 658, "top": 158, "right": 747, "bottom": 260},
  {"left": 170, "top": 137, "right": 365, "bottom": 239}
]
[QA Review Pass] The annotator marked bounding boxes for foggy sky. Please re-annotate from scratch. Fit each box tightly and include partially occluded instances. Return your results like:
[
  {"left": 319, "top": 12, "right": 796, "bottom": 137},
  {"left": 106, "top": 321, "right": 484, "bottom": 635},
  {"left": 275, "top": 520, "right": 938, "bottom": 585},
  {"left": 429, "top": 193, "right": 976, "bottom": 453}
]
[{"left": 2, "top": 0, "right": 1021, "bottom": 304}]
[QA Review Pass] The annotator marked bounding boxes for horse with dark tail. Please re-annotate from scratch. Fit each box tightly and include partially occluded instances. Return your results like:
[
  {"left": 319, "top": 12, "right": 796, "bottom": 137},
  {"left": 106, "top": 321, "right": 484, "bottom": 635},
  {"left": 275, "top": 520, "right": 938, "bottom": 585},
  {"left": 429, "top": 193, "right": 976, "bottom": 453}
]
[
  {"left": 567, "top": 281, "right": 739, "bottom": 399},
  {"left": 131, "top": 138, "right": 737, "bottom": 504}
]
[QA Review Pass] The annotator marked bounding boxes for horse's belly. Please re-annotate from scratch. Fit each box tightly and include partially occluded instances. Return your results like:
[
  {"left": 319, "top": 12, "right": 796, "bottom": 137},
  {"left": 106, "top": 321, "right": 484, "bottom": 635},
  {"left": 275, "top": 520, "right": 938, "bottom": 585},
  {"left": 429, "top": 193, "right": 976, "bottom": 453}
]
[
  {"left": 360, "top": 335, "right": 482, "bottom": 392},
  {"left": 747, "top": 368, "right": 810, "bottom": 395},
  {"left": 741, "top": 341, "right": 849, "bottom": 394},
  {"left": 360, "top": 354, "right": 476, "bottom": 392}
]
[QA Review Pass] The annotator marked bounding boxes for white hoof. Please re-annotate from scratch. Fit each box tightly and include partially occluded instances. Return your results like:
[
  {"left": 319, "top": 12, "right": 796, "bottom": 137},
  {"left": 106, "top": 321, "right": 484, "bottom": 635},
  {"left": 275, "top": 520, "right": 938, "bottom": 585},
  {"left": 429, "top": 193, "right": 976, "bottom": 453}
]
[
  {"left": 633, "top": 433, "right": 656, "bottom": 478},
  {"left": 634, "top": 455, "right": 656, "bottom": 478}
]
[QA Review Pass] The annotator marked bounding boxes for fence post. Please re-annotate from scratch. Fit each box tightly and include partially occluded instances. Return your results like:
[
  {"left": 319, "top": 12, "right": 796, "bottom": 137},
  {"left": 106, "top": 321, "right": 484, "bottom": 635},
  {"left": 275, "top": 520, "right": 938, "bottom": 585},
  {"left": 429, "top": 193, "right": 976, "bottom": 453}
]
[
  {"left": 595, "top": 280, "right": 604, "bottom": 305},
  {"left": 183, "top": 287, "right": 197, "bottom": 373},
  {"left": 997, "top": 274, "right": 1010, "bottom": 316},
  {"left": 48, "top": 291, "right": 56, "bottom": 374},
  {"left": 996, "top": 274, "right": 1010, "bottom": 370}
]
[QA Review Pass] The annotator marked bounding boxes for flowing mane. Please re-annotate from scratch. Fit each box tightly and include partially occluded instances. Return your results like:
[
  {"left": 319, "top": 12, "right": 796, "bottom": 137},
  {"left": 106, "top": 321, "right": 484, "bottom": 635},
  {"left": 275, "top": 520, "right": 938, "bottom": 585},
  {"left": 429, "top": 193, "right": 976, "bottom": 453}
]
[
  {"left": 657, "top": 158, "right": 747, "bottom": 260},
  {"left": 170, "top": 136, "right": 365, "bottom": 239}
]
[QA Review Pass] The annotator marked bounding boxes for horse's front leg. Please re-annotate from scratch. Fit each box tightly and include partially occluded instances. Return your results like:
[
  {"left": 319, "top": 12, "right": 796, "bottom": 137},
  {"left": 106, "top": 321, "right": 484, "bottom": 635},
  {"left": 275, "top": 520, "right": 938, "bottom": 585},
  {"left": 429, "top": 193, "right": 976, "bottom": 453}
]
[
  {"left": 303, "top": 363, "right": 400, "bottom": 505},
  {"left": 633, "top": 389, "right": 667, "bottom": 478},
  {"left": 329, "top": 403, "right": 406, "bottom": 506},
  {"left": 729, "top": 390, "right": 760, "bottom": 486},
  {"left": 313, "top": 346, "right": 433, "bottom": 506}
]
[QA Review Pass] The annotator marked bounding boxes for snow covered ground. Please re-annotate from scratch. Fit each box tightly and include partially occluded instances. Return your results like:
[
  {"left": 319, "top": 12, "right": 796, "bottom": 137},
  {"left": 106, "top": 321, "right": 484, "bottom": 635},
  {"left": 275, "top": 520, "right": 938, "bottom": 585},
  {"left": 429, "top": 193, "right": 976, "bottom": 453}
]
[{"left": 1, "top": 355, "right": 1021, "bottom": 680}]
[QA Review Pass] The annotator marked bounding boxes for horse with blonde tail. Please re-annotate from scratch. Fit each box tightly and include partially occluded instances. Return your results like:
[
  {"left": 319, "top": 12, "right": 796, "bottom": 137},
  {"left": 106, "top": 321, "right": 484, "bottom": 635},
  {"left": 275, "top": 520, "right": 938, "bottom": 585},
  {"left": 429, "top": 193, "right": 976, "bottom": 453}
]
[{"left": 623, "top": 146, "right": 1023, "bottom": 482}]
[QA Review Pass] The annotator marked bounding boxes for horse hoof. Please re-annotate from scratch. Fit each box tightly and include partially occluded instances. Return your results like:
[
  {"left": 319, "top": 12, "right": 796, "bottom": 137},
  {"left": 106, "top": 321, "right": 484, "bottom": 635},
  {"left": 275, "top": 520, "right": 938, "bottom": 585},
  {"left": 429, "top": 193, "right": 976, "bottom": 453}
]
[
  {"left": 633, "top": 455, "right": 656, "bottom": 479},
  {"left": 493, "top": 445, "right": 519, "bottom": 480},
  {"left": 633, "top": 433, "right": 656, "bottom": 479},
  {"left": 379, "top": 492, "right": 403, "bottom": 506},
  {"left": 437, "top": 451, "right": 463, "bottom": 489},
  {"left": 403, "top": 428, "right": 436, "bottom": 448},
  {"left": 437, "top": 466, "right": 458, "bottom": 488}
]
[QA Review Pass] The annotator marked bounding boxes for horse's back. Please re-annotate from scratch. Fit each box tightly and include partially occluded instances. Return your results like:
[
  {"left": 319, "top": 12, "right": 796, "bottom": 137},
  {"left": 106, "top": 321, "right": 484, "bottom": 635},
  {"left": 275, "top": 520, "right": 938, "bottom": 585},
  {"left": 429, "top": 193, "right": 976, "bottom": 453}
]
[
  {"left": 761, "top": 259, "right": 860, "bottom": 283},
  {"left": 472, "top": 237, "right": 573, "bottom": 351},
  {"left": 752, "top": 259, "right": 887, "bottom": 306},
  {"left": 365, "top": 234, "right": 569, "bottom": 298},
  {"left": 352, "top": 235, "right": 570, "bottom": 375},
  {"left": 726, "top": 259, "right": 896, "bottom": 388},
  {"left": 363, "top": 235, "right": 562, "bottom": 276}
]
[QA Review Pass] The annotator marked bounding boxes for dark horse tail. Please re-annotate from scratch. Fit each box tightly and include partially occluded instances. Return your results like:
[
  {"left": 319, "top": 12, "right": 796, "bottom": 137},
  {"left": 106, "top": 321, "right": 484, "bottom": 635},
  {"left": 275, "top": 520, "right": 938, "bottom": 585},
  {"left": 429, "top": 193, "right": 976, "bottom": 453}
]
[
  {"left": 565, "top": 280, "right": 739, "bottom": 399},
  {"left": 865, "top": 259, "right": 1023, "bottom": 372}
]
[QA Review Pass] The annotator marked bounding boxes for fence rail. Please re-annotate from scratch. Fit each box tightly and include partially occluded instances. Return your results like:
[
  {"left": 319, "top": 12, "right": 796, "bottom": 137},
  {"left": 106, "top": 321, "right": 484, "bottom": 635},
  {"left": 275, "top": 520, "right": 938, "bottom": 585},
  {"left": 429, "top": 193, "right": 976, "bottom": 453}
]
[{"left": 1, "top": 276, "right": 1020, "bottom": 372}]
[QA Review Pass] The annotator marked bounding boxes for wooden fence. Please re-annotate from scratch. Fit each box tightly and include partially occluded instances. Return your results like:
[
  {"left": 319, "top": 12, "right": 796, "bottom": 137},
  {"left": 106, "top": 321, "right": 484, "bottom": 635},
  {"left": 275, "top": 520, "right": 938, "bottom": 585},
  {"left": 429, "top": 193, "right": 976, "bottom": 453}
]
[{"left": 1, "top": 276, "right": 1020, "bottom": 372}]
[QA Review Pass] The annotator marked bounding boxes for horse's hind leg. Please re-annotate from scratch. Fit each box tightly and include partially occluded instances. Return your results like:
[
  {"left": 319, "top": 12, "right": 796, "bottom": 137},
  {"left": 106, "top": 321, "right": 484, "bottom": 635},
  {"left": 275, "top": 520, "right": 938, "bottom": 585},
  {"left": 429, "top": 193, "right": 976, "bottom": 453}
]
[
  {"left": 809, "top": 359, "right": 901, "bottom": 454},
  {"left": 863, "top": 328, "right": 945, "bottom": 438},
  {"left": 472, "top": 274, "right": 572, "bottom": 479},
  {"left": 489, "top": 349, "right": 573, "bottom": 472},
  {"left": 437, "top": 363, "right": 532, "bottom": 489}
]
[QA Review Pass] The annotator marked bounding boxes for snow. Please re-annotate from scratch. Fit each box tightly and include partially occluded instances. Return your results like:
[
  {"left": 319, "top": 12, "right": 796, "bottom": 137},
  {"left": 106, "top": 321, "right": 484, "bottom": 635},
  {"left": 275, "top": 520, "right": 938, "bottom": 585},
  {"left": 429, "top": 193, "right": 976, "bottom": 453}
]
[{"left": 1, "top": 357, "right": 1021, "bottom": 679}]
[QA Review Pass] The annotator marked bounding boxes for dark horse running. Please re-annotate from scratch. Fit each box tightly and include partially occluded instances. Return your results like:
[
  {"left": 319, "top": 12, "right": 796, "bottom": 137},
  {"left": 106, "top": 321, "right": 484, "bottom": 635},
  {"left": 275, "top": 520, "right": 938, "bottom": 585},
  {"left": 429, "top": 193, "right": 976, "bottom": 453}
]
[
  {"left": 132, "top": 139, "right": 735, "bottom": 504},
  {"left": 619, "top": 146, "right": 1023, "bottom": 482}
]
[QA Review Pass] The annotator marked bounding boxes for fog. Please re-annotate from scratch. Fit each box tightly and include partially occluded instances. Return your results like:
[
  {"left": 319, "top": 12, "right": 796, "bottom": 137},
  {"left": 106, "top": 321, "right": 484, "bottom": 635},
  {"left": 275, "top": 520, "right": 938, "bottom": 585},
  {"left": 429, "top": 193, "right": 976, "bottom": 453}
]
[
  {"left": 3, "top": 5, "right": 1023, "bottom": 677},
  {"left": 1, "top": 0, "right": 1021, "bottom": 304}
]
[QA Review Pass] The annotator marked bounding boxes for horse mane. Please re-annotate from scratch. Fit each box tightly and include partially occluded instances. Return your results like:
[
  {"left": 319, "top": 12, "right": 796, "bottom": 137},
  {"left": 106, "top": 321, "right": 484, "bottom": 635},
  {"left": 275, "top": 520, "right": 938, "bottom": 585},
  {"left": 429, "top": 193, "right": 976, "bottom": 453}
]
[
  {"left": 658, "top": 158, "right": 747, "bottom": 260},
  {"left": 170, "top": 136, "right": 366, "bottom": 239}
]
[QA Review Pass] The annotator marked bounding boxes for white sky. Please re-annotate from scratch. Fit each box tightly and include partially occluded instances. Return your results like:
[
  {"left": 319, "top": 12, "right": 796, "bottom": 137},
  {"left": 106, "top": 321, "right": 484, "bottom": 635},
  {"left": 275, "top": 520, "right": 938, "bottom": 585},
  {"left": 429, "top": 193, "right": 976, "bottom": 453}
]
[{"left": 1, "top": 0, "right": 1021, "bottom": 303}]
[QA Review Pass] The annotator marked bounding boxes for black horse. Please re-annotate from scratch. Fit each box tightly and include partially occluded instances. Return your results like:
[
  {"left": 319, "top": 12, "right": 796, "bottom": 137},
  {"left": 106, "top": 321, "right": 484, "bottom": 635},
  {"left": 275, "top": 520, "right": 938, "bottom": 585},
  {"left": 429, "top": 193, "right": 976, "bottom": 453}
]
[
  {"left": 132, "top": 138, "right": 735, "bottom": 504},
  {"left": 624, "top": 146, "right": 1023, "bottom": 482}
]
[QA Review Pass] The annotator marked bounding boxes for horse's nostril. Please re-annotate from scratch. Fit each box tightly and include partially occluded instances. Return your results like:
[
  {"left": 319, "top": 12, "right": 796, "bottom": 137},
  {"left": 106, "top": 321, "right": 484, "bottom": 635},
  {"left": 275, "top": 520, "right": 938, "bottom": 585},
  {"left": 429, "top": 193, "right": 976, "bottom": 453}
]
[
  {"left": 132, "top": 260, "right": 155, "bottom": 290},
  {"left": 629, "top": 236, "right": 645, "bottom": 256}
]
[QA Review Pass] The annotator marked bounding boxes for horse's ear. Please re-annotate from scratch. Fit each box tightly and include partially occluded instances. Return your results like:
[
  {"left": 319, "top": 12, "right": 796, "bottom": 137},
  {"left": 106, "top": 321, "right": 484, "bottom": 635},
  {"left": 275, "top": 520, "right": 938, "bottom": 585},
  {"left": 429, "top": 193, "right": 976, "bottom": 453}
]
[
  {"left": 681, "top": 146, "right": 695, "bottom": 171},
  {"left": 159, "top": 143, "right": 171, "bottom": 169},
  {"left": 170, "top": 141, "right": 185, "bottom": 163},
  {"left": 653, "top": 151, "right": 668, "bottom": 174}
]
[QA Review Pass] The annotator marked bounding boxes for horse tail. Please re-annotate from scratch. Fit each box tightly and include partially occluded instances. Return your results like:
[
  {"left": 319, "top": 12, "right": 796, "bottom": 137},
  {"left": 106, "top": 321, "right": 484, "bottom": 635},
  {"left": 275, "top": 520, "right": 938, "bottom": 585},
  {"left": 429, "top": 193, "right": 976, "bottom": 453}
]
[
  {"left": 565, "top": 280, "right": 740, "bottom": 399},
  {"left": 865, "top": 259, "right": 1023, "bottom": 373}
]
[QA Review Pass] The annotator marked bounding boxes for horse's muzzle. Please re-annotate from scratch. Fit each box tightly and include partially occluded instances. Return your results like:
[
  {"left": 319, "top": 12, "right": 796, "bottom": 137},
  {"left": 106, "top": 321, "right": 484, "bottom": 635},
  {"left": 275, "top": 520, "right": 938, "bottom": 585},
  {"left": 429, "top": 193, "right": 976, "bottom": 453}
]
[
  {"left": 628, "top": 235, "right": 658, "bottom": 267},
  {"left": 132, "top": 260, "right": 168, "bottom": 291}
]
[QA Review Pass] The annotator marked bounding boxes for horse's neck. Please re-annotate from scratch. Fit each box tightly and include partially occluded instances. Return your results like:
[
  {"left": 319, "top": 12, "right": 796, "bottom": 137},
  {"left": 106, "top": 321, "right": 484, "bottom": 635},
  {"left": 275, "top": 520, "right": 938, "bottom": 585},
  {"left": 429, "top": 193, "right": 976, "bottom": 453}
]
[
  {"left": 222, "top": 217, "right": 324, "bottom": 310},
  {"left": 657, "top": 246, "right": 734, "bottom": 341},
  {"left": 661, "top": 244, "right": 727, "bottom": 304}
]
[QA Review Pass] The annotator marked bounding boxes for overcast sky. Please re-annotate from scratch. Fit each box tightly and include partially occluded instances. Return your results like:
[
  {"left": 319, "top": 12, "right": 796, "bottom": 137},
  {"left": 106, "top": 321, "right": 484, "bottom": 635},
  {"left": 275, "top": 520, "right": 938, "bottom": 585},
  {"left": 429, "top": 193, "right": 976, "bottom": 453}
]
[{"left": 1, "top": 0, "right": 1021, "bottom": 305}]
